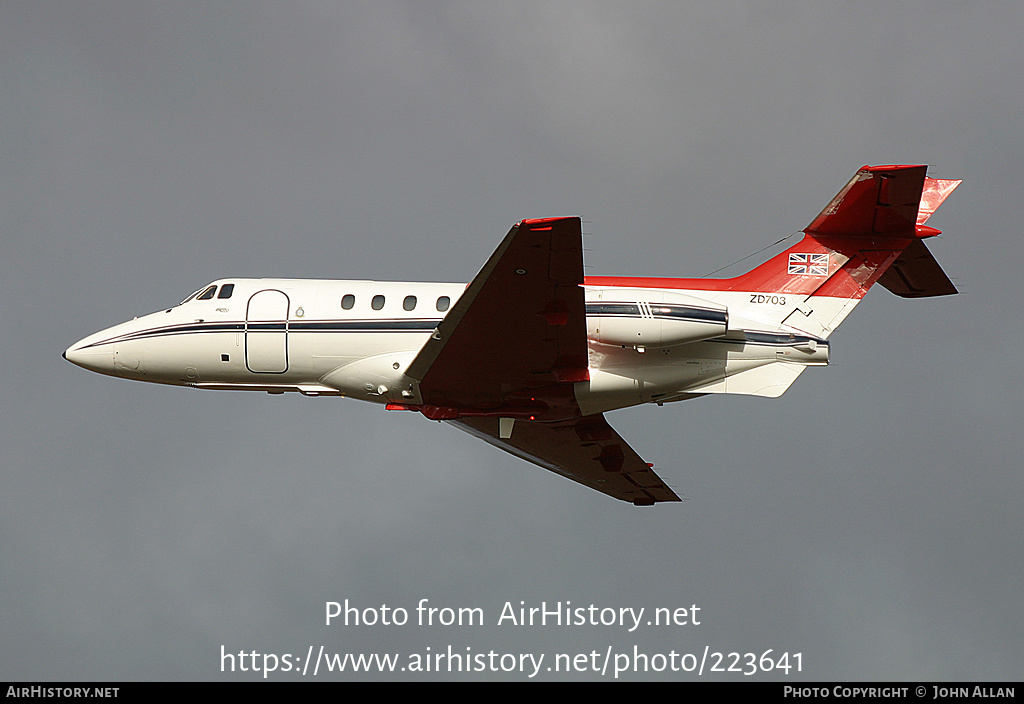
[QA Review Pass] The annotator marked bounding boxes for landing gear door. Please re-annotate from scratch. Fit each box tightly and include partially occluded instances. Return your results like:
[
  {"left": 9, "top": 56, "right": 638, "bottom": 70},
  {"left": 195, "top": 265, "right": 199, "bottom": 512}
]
[{"left": 246, "top": 290, "right": 289, "bottom": 373}]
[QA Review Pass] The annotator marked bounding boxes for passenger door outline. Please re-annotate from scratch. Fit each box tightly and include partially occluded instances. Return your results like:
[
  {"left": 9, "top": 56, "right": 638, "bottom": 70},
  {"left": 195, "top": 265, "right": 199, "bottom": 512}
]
[{"left": 245, "top": 289, "right": 289, "bottom": 373}]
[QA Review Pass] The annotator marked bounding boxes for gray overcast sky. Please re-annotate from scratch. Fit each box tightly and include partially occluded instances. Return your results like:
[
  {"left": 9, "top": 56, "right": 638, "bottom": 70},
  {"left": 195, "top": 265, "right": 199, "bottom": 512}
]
[{"left": 2, "top": 1, "right": 1021, "bottom": 681}]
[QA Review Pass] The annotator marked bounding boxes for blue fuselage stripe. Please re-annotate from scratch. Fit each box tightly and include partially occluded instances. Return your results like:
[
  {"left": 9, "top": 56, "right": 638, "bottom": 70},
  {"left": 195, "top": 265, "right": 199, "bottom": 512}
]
[{"left": 80, "top": 315, "right": 825, "bottom": 350}]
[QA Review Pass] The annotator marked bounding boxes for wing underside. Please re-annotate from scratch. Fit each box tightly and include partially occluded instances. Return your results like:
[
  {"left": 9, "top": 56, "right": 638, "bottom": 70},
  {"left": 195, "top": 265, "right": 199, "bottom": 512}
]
[
  {"left": 449, "top": 414, "right": 680, "bottom": 505},
  {"left": 404, "top": 217, "right": 678, "bottom": 504}
]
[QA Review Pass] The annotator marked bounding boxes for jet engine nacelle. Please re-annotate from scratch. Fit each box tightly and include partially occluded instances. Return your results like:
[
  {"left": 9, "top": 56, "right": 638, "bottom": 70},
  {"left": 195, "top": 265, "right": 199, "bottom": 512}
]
[{"left": 586, "top": 288, "right": 728, "bottom": 348}]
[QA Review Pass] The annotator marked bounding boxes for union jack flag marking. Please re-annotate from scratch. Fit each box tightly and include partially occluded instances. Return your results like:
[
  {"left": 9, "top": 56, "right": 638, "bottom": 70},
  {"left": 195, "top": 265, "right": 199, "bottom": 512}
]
[{"left": 788, "top": 252, "right": 830, "bottom": 276}]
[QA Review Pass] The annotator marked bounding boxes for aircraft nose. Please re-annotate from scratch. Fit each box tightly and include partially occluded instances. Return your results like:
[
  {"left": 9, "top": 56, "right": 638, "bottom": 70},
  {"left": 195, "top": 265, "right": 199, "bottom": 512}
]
[{"left": 63, "top": 340, "right": 114, "bottom": 375}]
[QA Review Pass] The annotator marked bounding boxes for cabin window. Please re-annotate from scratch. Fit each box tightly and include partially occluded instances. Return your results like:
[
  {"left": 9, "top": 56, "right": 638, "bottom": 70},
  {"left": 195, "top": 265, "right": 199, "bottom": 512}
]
[
  {"left": 371, "top": 295, "right": 385, "bottom": 311},
  {"left": 217, "top": 283, "right": 234, "bottom": 299},
  {"left": 436, "top": 296, "right": 450, "bottom": 312},
  {"left": 197, "top": 285, "right": 217, "bottom": 300},
  {"left": 341, "top": 294, "right": 355, "bottom": 310},
  {"left": 403, "top": 295, "right": 417, "bottom": 311}
]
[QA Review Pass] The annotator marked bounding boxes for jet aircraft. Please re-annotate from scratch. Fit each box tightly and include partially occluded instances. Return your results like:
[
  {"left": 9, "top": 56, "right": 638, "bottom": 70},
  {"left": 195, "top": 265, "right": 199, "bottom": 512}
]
[{"left": 65, "top": 165, "right": 959, "bottom": 505}]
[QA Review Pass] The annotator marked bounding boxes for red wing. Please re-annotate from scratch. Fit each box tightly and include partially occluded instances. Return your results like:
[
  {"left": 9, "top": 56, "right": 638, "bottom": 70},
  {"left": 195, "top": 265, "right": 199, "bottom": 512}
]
[
  {"left": 406, "top": 217, "right": 588, "bottom": 414},
  {"left": 805, "top": 164, "right": 928, "bottom": 237},
  {"left": 450, "top": 414, "right": 681, "bottom": 505}
]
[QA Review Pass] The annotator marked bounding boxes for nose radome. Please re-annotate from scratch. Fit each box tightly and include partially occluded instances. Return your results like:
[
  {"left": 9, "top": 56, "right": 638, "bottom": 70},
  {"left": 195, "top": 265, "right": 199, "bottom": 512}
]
[{"left": 63, "top": 341, "right": 114, "bottom": 376}]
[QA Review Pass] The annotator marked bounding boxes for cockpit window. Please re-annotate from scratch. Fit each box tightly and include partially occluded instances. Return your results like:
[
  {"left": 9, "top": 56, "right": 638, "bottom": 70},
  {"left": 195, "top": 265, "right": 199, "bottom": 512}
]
[
  {"left": 179, "top": 289, "right": 204, "bottom": 305},
  {"left": 197, "top": 285, "right": 217, "bottom": 300},
  {"left": 217, "top": 283, "right": 234, "bottom": 299}
]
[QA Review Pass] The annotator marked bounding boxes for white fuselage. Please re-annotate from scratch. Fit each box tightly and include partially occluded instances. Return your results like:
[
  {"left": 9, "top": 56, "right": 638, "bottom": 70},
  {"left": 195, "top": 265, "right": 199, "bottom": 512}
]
[
  {"left": 64, "top": 277, "right": 829, "bottom": 417},
  {"left": 62, "top": 170, "right": 956, "bottom": 505}
]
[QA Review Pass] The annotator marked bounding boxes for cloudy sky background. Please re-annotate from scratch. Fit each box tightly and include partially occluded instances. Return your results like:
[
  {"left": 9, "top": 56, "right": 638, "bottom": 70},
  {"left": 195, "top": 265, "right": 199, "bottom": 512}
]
[{"left": 2, "top": 2, "right": 1021, "bottom": 681}]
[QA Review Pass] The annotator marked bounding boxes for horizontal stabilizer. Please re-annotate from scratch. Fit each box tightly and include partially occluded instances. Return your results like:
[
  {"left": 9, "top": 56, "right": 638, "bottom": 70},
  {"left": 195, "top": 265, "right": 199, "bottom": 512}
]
[{"left": 877, "top": 238, "right": 957, "bottom": 298}]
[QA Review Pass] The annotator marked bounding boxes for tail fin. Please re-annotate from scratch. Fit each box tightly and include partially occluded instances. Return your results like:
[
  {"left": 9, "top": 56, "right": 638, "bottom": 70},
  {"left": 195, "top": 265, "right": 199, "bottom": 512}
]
[
  {"left": 723, "top": 165, "right": 959, "bottom": 338},
  {"left": 679, "top": 166, "right": 959, "bottom": 400},
  {"left": 584, "top": 165, "right": 959, "bottom": 339}
]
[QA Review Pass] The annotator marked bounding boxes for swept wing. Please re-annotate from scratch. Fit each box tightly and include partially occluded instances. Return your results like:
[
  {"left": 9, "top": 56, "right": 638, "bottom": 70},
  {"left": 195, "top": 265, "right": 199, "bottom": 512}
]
[
  {"left": 406, "top": 217, "right": 679, "bottom": 504},
  {"left": 450, "top": 414, "right": 679, "bottom": 506}
]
